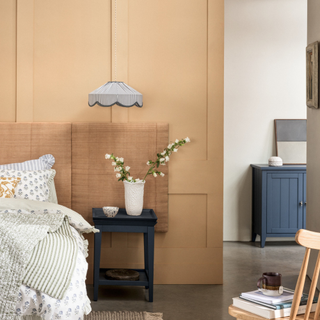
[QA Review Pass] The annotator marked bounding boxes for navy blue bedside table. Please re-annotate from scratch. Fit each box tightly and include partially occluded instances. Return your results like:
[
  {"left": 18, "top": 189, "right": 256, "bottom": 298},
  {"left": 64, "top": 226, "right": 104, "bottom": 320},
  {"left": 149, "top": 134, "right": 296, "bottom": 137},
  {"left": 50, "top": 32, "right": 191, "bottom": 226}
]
[{"left": 92, "top": 208, "right": 157, "bottom": 302}]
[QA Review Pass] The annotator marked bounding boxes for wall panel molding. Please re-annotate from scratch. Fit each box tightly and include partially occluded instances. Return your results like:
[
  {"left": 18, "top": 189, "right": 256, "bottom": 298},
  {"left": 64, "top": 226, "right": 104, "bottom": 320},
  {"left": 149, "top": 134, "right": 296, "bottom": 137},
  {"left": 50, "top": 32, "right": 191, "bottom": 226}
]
[
  {"left": 16, "top": 0, "right": 34, "bottom": 122},
  {"left": 0, "top": 0, "right": 16, "bottom": 121}
]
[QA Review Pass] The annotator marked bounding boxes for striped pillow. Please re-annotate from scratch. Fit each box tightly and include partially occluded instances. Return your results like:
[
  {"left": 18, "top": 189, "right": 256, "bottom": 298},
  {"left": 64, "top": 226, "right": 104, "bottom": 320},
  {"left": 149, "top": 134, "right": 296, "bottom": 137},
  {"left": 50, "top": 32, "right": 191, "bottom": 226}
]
[{"left": 0, "top": 154, "right": 55, "bottom": 171}]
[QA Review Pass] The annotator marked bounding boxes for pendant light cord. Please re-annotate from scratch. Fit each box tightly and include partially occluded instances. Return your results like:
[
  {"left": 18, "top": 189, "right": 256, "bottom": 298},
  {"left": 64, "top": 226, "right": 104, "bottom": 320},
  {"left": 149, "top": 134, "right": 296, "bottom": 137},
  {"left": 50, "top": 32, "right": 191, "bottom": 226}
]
[{"left": 114, "top": 0, "right": 117, "bottom": 81}]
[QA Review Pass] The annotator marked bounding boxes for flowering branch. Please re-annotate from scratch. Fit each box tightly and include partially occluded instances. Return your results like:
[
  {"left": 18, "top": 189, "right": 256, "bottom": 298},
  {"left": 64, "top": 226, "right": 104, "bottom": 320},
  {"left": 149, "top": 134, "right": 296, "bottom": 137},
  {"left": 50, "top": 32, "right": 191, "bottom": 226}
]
[
  {"left": 105, "top": 137, "right": 190, "bottom": 182},
  {"left": 143, "top": 137, "right": 190, "bottom": 181}
]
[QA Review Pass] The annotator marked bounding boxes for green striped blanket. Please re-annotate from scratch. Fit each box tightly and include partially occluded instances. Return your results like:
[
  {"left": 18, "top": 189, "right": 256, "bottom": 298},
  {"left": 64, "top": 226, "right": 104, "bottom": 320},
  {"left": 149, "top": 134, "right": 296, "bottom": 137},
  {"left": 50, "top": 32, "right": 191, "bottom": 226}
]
[
  {"left": 0, "top": 212, "right": 77, "bottom": 320},
  {"left": 23, "top": 217, "right": 77, "bottom": 299}
]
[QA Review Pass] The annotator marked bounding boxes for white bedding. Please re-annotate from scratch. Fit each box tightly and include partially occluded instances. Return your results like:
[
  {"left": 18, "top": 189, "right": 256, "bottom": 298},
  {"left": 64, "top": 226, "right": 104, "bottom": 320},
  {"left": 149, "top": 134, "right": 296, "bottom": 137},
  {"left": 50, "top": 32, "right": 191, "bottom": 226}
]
[
  {"left": 15, "top": 226, "right": 91, "bottom": 320},
  {"left": 0, "top": 199, "right": 95, "bottom": 320}
]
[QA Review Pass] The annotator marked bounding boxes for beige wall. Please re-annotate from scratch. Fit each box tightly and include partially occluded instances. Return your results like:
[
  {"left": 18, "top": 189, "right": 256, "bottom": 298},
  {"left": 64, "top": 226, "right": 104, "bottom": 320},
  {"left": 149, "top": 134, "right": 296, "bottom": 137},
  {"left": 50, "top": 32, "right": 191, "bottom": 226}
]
[
  {"left": 0, "top": 0, "right": 223, "bottom": 284},
  {"left": 224, "top": 0, "right": 307, "bottom": 241}
]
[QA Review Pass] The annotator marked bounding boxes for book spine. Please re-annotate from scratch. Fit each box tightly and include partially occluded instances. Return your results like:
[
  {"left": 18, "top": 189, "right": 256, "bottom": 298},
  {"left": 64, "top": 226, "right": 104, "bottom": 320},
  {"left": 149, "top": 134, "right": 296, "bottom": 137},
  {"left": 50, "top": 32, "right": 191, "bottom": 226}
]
[
  {"left": 240, "top": 295, "right": 316, "bottom": 310},
  {"left": 233, "top": 298, "right": 317, "bottom": 319},
  {"left": 279, "top": 303, "right": 316, "bottom": 317},
  {"left": 239, "top": 296, "right": 277, "bottom": 310},
  {"left": 232, "top": 298, "right": 274, "bottom": 319},
  {"left": 276, "top": 300, "right": 307, "bottom": 309}
]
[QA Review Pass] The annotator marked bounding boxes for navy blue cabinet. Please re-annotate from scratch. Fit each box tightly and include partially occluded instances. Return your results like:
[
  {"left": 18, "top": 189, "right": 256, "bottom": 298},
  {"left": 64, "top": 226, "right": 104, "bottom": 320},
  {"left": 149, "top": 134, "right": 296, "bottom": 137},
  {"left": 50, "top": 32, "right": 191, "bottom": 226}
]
[{"left": 251, "top": 164, "right": 306, "bottom": 248}]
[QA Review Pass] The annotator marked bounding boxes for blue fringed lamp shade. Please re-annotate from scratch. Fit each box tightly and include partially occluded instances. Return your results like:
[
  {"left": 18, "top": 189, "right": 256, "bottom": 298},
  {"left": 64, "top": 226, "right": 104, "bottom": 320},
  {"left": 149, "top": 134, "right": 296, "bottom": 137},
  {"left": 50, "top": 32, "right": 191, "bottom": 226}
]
[{"left": 88, "top": 81, "right": 143, "bottom": 108}]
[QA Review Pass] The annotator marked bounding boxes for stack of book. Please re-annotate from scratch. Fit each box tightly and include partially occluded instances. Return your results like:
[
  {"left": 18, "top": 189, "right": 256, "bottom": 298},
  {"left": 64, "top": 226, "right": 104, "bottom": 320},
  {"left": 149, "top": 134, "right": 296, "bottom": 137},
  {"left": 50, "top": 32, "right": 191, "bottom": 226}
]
[{"left": 232, "top": 288, "right": 318, "bottom": 319}]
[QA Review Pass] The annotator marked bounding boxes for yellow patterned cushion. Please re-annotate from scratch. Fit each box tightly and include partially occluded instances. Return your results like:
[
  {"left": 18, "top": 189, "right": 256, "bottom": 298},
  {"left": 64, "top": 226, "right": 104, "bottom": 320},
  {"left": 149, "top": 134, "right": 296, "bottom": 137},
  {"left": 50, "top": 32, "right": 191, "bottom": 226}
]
[{"left": 0, "top": 177, "right": 21, "bottom": 198}]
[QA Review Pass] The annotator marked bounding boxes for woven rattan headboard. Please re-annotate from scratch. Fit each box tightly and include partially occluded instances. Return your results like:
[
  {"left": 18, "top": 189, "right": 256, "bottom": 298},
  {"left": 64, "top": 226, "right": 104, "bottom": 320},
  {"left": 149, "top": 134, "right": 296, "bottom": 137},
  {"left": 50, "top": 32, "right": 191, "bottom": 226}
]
[{"left": 0, "top": 122, "right": 169, "bottom": 232}]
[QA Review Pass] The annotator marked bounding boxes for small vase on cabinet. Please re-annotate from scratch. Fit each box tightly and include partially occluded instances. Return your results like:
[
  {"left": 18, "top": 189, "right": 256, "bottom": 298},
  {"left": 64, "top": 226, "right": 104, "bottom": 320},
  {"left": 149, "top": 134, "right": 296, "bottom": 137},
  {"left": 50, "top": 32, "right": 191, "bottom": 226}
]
[{"left": 123, "top": 180, "right": 145, "bottom": 216}]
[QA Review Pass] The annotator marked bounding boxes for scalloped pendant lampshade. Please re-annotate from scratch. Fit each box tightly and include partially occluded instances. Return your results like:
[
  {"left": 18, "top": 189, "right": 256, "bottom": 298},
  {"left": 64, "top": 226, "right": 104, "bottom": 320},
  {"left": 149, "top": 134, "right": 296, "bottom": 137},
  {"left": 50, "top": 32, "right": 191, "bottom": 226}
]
[{"left": 88, "top": 81, "right": 143, "bottom": 108}]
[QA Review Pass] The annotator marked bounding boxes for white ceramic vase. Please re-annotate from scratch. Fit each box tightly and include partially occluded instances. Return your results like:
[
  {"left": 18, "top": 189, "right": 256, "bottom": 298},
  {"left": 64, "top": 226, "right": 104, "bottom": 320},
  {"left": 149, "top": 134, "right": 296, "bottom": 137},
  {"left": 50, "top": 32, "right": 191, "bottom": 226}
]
[{"left": 123, "top": 180, "right": 145, "bottom": 216}]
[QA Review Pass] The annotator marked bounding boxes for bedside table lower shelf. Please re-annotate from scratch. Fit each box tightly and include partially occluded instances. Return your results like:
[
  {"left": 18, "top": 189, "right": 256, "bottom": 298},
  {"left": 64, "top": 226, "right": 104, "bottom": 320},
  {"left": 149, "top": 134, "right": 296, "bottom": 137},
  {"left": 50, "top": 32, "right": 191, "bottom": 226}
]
[{"left": 98, "top": 268, "right": 149, "bottom": 287}]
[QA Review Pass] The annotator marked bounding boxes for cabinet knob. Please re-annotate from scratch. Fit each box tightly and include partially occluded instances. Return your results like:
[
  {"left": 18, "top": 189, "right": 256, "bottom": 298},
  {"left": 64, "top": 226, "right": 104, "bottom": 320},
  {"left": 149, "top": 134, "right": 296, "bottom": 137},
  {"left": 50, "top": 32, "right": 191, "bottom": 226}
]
[{"left": 299, "top": 201, "right": 303, "bottom": 206}]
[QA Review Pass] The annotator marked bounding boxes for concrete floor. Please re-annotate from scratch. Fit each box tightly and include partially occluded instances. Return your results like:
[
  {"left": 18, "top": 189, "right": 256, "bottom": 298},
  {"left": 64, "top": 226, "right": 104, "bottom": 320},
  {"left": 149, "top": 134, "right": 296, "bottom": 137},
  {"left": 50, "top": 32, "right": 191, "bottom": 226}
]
[{"left": 87, "top": 241, "right": 307, "bottom": 320}]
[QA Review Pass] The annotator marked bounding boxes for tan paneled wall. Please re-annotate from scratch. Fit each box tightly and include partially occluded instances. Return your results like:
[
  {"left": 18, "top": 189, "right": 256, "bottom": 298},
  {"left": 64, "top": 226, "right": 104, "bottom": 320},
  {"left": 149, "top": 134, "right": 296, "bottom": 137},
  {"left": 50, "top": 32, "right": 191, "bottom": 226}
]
[
  {"left": 0, "top": 0, "right": 16, "bottom": 121},
  {"left": 33, "top": 0, "right": 112, "bottom": 122},
  {"left": 0, "top": 0, "right": 224, "bottom": 284}
]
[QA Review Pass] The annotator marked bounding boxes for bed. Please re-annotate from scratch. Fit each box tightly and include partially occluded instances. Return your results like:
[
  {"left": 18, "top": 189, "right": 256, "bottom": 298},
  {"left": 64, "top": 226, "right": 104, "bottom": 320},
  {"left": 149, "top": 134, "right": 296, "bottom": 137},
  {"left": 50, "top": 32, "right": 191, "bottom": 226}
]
[
  {"left": 0, "top": 169, "right": 96, "bottom": 319},
  {"left": 0, "top": 122, "right": 169, "bottom": 320},
  {"left": 0, "top": 123, "right": 91, "bottom": 320},
  {"left": 0, "top": 186, "right": 95, "bottom": 320},
  {"left": 7, "top": 199, "right": 95, "bottom": 320}
]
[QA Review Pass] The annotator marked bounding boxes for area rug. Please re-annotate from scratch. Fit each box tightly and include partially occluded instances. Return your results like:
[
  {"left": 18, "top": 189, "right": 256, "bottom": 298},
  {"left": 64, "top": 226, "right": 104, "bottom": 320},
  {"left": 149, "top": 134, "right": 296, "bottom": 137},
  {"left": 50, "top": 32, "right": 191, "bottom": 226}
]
[{"left": 84, "top": 311, "right": 163, "bottom": 320}]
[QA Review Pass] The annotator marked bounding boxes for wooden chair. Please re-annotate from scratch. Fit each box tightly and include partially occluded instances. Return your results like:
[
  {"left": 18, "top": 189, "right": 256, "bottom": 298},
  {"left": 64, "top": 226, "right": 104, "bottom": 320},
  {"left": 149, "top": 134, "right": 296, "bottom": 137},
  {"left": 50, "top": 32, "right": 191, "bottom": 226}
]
[{"left": 229, "top": 229, "right": 320, "bottom": 320}]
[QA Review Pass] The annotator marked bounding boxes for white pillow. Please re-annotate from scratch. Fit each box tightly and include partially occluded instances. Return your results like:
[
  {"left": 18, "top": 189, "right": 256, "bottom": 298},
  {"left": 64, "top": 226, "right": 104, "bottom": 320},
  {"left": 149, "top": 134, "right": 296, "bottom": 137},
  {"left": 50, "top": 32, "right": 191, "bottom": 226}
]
[
  {"left": 0, "top": 155, "right": 58, "bottom": 204},
  {"left": 0, "top": 198, "right": 98, "bottom": 234},
  {"left": 0, "top": 169, "right": 56, "bottom": 202}
]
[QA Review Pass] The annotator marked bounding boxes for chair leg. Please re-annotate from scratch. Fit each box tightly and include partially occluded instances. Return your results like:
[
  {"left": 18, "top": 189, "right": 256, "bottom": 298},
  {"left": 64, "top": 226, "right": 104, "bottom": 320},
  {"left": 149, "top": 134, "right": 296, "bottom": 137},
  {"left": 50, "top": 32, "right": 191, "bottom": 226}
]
[
  {"left": 289, "top": 248, "right": 310, "bottom": 320},
  {"left": 311, "top": 252, "right": 320, "bottom": 320}
]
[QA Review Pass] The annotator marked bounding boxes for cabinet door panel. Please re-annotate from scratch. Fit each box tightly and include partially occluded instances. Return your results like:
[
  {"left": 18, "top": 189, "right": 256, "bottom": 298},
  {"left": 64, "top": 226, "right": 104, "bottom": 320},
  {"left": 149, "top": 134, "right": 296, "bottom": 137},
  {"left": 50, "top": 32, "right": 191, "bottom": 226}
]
[{"left": 266, "top": 173, "right": 303, "bottom": 234}]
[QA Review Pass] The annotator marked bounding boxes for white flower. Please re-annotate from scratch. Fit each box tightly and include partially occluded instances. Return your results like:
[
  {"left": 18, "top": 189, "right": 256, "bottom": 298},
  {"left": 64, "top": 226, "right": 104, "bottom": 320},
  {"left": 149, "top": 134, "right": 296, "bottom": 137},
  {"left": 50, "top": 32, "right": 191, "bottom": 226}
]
[
  {"left": 128, "top": 176, "right": 133, "bottom": 181},
  {"left": 167, "top": 144, "right": 173, "bottom": 149},
  {"left": 161, "top": 151, "right": 166, "bottom": 156},
  {"left": 114, "top": 167, "right": 120, "bottom": 172},
  {"left": 160, "top": 172, "right": 165, "bottom": 177},
  {"left": 125, "top": 166, "right": 130, "bottom": 171},
  {"left": 147, "top": 161, "right": 151, "bottom": 166},
  {"left": 119, "top": 157, "right": 124, "bottom": 162},
  {"left": 136, "top": 178, "right": 141, "bottom": 182},
  {"left": 173, "top": 149, "right": 178, "bottom": 152},
  {"left": 116, "top": 157, "right": 119, "bottom": 161},
  {"left": 165, "top": 156, "right": 170, "bottom": 162},
  {"left": 112, "top": 162, "right": 117, "bottom": 166},
  {"left": 175, "top": 139, "right": 179, "bottom": 143},
  {"left": 160, "top": 158, "right": 165, "bottom": 163},
  {"left": 153, "top": 172, "right": 157, "bottom": 177},
  {"left": 105, "top": 154, "right": 111, "bottom": 159},
  {"left": 185, "top": 137, "right": 190, "bottom": 143},
  {"left": 115, "top": 173, "right": 121, "bottom": 178}
]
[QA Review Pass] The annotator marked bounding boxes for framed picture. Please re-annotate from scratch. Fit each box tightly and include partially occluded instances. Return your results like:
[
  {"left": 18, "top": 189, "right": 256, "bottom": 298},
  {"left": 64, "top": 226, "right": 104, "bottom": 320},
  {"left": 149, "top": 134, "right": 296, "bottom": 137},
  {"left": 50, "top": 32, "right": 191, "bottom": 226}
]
[
  {"left": 306, "top": 41, "right": 318, "bottom": 108},
  {"left": 275, "top": 119, "right": 306, "bottom": 164}
]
